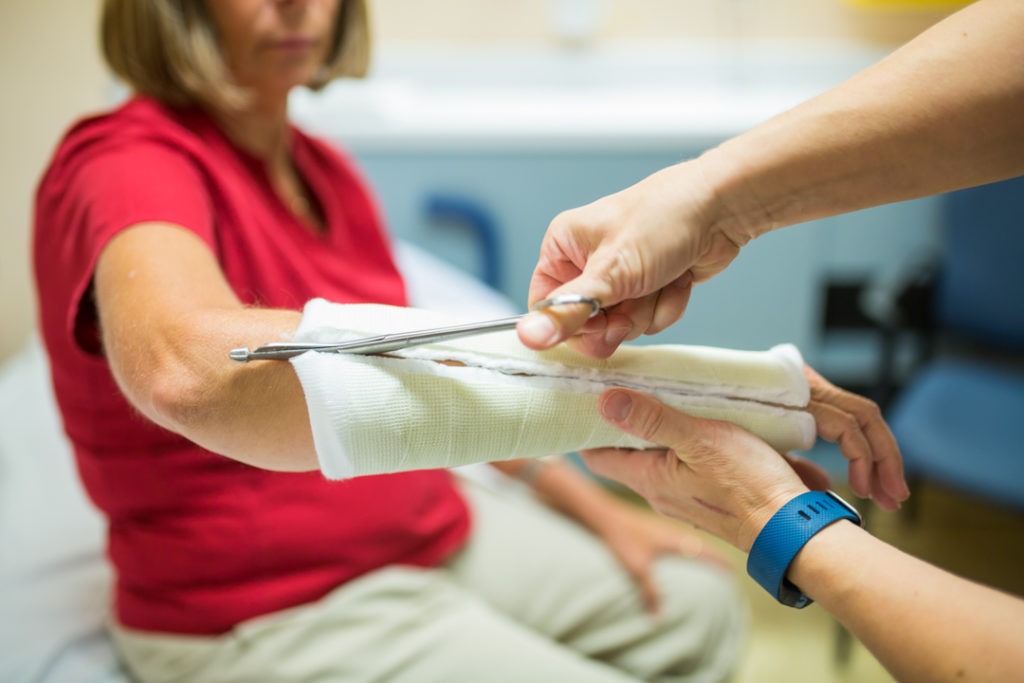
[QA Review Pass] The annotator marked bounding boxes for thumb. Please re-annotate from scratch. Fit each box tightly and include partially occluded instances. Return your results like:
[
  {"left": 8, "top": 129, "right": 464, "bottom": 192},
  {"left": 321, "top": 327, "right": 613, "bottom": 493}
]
[
  {"left": 519, "top": 254, "right": 630, "bottom": 350},
  {"left": 598, "top": 388, "right": 704, "bottom": 454}
]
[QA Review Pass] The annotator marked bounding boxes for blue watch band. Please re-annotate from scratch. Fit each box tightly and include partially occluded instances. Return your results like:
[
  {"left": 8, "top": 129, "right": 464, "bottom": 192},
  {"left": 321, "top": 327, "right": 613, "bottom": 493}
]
[{"left": 747, "top": 490, "right": 862, "bottom": 608}]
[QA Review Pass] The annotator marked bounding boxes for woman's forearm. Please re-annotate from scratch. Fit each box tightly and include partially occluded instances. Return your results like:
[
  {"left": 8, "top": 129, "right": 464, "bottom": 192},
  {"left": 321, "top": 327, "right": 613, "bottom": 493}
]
[
  {"left": 701, "top": 0, "right": 1024, "bottom": 241},
  {"left": 108, "top": 299, "right": 317, "bottom": 471},
  {"left": 146, "top": 307, "right": 316, "bottom": 471},
  {"left": 95, "top": 223, "right": 319, "bottom": 471},
  {"left": 789, "top": 521, "right": 1024, "bottom": 682}
]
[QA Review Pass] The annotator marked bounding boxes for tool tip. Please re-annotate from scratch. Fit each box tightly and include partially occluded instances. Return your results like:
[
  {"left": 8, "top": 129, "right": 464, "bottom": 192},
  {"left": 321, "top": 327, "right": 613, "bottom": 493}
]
[{"left": 229, "top": 347, "right": 251, "bottom": 362}]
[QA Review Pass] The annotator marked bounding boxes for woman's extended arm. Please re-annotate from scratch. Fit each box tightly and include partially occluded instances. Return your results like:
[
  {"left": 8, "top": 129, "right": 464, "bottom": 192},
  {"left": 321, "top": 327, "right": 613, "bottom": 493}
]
[{"left": 94, "top": 222, "right": 317, "bottom": 471}]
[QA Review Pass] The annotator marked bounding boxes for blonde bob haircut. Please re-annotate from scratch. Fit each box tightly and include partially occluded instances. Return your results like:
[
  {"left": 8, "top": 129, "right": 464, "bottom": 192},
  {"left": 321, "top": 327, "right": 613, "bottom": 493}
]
[{"left": 101, "top": 0, "right": 370, "bottom": 112}]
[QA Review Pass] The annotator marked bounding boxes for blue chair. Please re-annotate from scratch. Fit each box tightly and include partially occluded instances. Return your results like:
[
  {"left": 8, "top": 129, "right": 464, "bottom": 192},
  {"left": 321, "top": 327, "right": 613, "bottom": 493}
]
[
  {"left": 885, "top": 176, "right": 1024, "bottom": 513},
  {"left": 835, "top": 176, "right": 1024, "bottom": 667}
]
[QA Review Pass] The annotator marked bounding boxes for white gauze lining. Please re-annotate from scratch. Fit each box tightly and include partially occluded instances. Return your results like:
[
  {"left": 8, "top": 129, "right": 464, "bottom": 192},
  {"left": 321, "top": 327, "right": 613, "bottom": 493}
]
[{"left": 290, "top": 299, "right": 816, "bottom": 479}]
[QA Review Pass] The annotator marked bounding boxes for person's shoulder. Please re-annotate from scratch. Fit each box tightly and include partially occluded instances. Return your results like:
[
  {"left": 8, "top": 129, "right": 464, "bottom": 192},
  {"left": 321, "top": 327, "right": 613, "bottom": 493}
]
[
  {"left": 61, "top": 96, "right": 202, "bottom": 153},
  {"left": 41, "top": 97, "right": 210, "bottom": 189}
]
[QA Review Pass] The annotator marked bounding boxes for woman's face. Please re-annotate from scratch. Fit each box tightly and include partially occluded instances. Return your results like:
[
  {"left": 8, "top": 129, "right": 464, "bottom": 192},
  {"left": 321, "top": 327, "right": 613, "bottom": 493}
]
[{"left": 204, "top": 0, "right": 341, "bottom": 100}]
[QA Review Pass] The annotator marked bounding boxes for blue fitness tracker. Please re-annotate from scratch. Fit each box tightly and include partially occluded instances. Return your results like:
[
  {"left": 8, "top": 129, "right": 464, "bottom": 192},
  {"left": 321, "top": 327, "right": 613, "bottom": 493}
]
[{"left": 747, "top": 490, "right": 862, "bottom": 608}]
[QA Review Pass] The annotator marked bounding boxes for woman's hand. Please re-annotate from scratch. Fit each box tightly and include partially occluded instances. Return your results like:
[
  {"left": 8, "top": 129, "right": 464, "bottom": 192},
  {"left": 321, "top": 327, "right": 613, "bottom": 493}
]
[
  {"left": 590, "top": 496, "right": 730, "bottom": 614},
  {"left": 517, "top": 160, "right": 753, "bottom": 359},
  {"left": 804, "top": 366, "right": 909, "bottom": 511},
  {"left": 493, "top": 457, "right": 729, "bottom": 614}
]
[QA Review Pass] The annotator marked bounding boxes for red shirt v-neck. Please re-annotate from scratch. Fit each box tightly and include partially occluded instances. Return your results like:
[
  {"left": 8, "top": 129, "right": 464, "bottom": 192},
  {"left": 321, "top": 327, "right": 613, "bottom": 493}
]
[{"left": 33, "top": 97, "right": 470, "bottom": 635}]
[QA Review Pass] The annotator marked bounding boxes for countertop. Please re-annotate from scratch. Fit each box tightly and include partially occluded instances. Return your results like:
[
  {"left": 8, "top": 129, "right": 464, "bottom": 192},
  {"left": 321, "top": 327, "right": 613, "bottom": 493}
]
[{"left": 290, "top": 42, "right": 889, "bottom": 151}]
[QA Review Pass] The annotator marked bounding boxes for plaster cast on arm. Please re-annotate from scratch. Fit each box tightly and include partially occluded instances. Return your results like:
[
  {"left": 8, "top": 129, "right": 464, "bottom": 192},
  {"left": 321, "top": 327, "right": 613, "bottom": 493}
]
[{"left": 290, "top": 300, "right": 815, "bottom": 479}]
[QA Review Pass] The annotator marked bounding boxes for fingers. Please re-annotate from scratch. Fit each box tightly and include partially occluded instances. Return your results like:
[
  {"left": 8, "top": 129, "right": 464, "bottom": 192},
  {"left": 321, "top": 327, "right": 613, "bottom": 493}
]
[
  {"left": 804, "top": 366, "right": 910, "bottom": 510},
  {"left": 809, "top": 398, "right": 874, "bottom": 498},
  {"left": 648, "top": 274, "right": 694, "bottom": 335},
  {"left": 597, "top": 388, "right": 698, "bottom": 451},
  {"left": 562, "top": 301, "right": 654, "bottom": 359},
  {"left": 633, "top": 563, "right": 662, "bottom": 615},
  {"left": 581, "top": 447, "right": 669, "bottom": 496},
  {"left": 612, "top": 293, "right": 661, "bottom": 343},
  {"left": 517, "top": 298, "right": 606, "bottom": 351},
  {"left": 594, "top": 388, "right": 744, "bottom": 481},
  {"left": 520, "top": 274, "right": 695, "bottom": 357},
  {"left": 521, "top": 241, "right": 625, "bottom": 350}
]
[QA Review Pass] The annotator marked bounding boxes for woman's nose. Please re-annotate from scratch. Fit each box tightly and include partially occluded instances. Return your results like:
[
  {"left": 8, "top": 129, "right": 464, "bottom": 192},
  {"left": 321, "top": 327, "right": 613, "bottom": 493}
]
[{"left": 273, "top": 0, "right": 311, "bottom": 16}]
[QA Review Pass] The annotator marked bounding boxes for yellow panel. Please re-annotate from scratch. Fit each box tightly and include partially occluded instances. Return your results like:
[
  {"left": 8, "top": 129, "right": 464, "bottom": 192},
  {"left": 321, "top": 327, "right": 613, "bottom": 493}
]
[{"left": 845, "top": 0, "right": 969, "bottom": 7}]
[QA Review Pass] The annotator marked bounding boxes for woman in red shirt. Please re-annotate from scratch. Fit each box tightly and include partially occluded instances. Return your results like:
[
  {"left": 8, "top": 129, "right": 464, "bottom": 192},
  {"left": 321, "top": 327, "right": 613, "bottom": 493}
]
[{"left": 34, "top": 1, "right": 748, "bottom": 681}]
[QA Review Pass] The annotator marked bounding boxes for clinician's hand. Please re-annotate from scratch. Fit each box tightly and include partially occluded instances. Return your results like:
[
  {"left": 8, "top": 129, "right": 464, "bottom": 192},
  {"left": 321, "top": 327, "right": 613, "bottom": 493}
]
[
  {"left": 517, "top": 159, "right": 753, "bottom": 359},
  {"left": 581, "top": 388, "right": 823, "bottom": 552},
  {"left": 583, "top": 380, "right": 907, "bottom": 549}
]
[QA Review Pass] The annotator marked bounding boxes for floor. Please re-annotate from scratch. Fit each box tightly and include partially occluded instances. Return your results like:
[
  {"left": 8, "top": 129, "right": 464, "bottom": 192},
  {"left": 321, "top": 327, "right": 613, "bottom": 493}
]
[{"left": 718, "top": 476, "right": 1024, "bottom": 683}]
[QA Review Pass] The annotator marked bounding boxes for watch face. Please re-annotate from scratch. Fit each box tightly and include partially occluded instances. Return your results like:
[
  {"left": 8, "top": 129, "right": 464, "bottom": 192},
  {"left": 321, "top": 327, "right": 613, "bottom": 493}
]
[{"left": 826, "top": 490, "right": 862, "bottom": 524}]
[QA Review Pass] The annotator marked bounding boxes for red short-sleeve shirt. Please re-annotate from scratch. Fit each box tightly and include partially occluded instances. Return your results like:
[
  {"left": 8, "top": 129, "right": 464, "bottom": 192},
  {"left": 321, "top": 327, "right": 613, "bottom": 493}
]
[{"left": 33, "top": 97, "right": 470, "bottom": 635}]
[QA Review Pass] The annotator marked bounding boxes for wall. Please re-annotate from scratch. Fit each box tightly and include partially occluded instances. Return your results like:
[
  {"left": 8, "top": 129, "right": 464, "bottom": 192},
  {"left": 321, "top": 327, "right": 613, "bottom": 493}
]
[
  {"left": 371, "top": 0, "right": 958, "bottom": 47},
  {"left": 0, "top": 0, "right": 958, "bottom": 362},
  {"left": 0, "top": 0, "right": 107, "bottom": 362}
]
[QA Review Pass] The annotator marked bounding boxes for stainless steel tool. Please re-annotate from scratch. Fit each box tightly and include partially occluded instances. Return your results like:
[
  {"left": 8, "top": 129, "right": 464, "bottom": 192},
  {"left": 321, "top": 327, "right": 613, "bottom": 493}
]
[{"left": 229, "top": 294, "right": 601, "bottom": 362}]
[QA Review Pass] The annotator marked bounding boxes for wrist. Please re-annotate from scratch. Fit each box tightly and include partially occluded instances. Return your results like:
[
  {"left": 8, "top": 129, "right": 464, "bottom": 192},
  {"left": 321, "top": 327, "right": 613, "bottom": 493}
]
[
  {"left": 746, "top": 490, "right": 862, "bottom": 608},
  {"left": 736, "top": 486, "right": 810, "bottom": 553},
  {"left": 696, "top": 146, "right": 776, "bottom": 244},
  {"left": 786, "top": 516, "right": 868, "bottom": 601},
  {"left": 513, "top": 458, "right": 551, "bottom": 487},
  {"left": 522, "top": 458, "right": 616, "bottom": 532}
]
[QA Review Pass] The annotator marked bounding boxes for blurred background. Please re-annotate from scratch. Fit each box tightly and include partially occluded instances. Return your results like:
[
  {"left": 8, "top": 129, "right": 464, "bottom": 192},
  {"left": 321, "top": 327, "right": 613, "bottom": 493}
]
[
  {"left": 5, "top": 2, "right": 1022, "bottom": 683},
  {"left": 0, "top": 0, "right": 969, "bottom": 366}
]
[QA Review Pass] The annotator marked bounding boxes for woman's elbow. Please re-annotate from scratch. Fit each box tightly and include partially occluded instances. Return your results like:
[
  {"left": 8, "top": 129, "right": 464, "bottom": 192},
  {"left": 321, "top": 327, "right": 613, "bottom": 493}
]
[{"left": 144, "top": 365, "right": 214, "bottom": 436}]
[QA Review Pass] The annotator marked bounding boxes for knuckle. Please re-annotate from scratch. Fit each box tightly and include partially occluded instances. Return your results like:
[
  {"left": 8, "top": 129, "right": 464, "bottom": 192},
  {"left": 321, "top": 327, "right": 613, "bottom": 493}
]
[
  {"left": 859, "top": 398, "right": 883, "bottom": 423},
  {"left": 683, "top": 421, "right": 726, "bottom": 461},
  {"left": 549, "top": 208, "right": 575, "bottom": 230},
  {"left": 838, "top": 412, "right": 861, "bottom": 435}
]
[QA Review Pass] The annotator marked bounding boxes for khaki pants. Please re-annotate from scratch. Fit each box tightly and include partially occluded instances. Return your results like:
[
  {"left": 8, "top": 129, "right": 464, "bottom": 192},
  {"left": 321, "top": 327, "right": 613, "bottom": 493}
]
[{"left": 112, "top": 478, "right": 746, "bottom": 682}]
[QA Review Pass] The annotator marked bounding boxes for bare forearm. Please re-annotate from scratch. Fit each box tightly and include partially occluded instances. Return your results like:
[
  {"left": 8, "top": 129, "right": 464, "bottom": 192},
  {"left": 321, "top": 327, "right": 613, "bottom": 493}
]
[
  {"left": 790, "top": 521, "right": 1024, "bottom": 682},
  {"left": 703, "top": 0, "right": 1024, "bottom": 240},
  {"left": 95, "top": 224, "right": 318, "bottom": 471},
  {"left": 106, "top": 303, "right": 316, "bottom": 471},
  {"left": 149, "top": 309, "right": 315, "bottom": 471}
]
